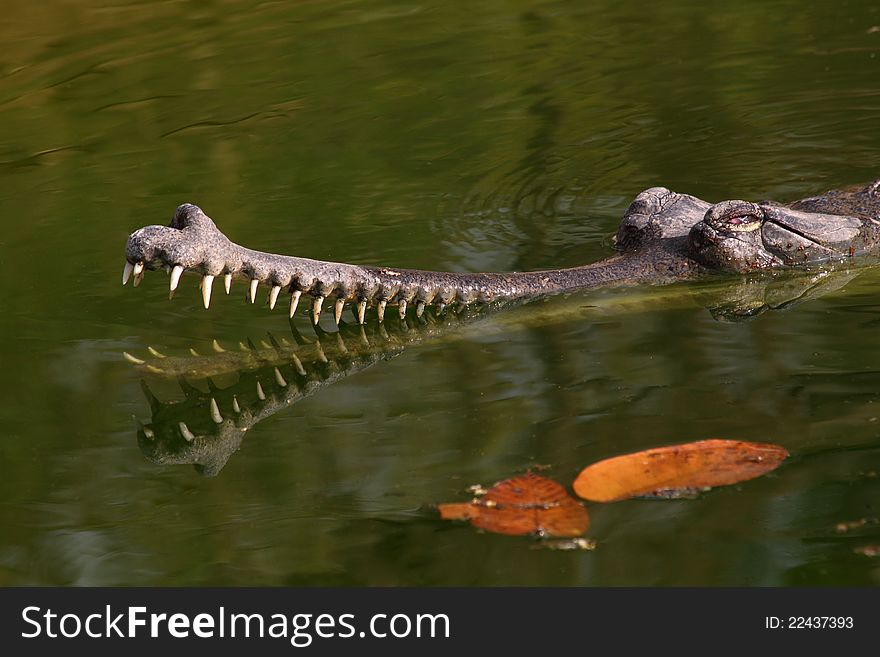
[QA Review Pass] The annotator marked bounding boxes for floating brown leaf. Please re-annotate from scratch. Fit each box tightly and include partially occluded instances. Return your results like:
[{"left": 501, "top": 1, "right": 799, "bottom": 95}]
[
  {"left": 573, "top": 439, "right": 788, "bottom": 502},
  {"left": 438, "top": 472, "right": 589, "bottom": 537}
]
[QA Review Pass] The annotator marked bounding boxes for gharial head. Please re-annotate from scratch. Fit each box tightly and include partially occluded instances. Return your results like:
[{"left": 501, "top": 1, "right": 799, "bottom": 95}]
[
  {"left": 688, "top": 197, "right": 880, "bottom": 274},
  {"left": 123, "top": 203, "right": 236, "bottom": 285}
]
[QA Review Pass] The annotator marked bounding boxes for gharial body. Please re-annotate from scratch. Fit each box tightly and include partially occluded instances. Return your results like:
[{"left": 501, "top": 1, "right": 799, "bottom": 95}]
[{"left": 123, "top": 180, "right": 880, "bottom": 325}]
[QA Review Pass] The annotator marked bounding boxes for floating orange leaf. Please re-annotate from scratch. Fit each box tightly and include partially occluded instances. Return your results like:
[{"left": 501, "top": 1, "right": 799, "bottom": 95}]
[
  {"left": 573, "top": 439, "right": 788, "bottom": 502},
  {"left": 438, "top": 472, "right": 589, "bottom": 537}
]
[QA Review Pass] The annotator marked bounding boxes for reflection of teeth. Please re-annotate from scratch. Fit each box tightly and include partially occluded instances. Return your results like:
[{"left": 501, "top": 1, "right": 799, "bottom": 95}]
[
  {"left": 256, "top": 381, "right": 266, "bottom": 400},
  {"left": 224, "top": 273, "right": 232, "bottom": 294},
  {"left": 274, "top": 367, "right": 287, "bottom": 387},
  {"left": 210, "top": 397, "right": 224, "bottom": 424},
  {"left": 123, "top": 261, "right": 134, "bottom": 285},
  {"left": 122, "top": 352, "right": 145, "bottom": 365},
  {"left": 269, "top": 285, "right": 281, "bottom": 310},
  {"left": 179, "top": 422, "right": 195, "bottom": 442},
  {"left": 142, "top": 426, "right": 154, "bottom": 439},
  {"left": 436, "top": 302, "right": 446, "bottom": 314},
  {"left": 289, "top": 290, "right": 301, "bottom": 318},
  {"left": 249, "top": 279, "right": 259, "bottom": 304}
]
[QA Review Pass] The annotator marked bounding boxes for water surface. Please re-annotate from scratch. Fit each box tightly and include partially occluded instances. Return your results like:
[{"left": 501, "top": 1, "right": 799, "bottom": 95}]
[{"left": 1, "top": 0, "right": 879, "bottom": 585}]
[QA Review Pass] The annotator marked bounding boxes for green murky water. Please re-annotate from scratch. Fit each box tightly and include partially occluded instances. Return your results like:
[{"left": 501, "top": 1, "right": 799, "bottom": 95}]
[{"left": 2, "top": 0, "right": 879, "bottom": 585}]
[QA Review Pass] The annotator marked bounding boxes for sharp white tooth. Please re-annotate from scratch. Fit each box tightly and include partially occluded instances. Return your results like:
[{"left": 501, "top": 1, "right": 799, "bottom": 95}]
[
  {"left": 209, "top": 397, "right": 224, "bottom": 424},
  {"left": 122, "top": 351, "right": 145, "bottom": 365},
  {"left": 201, "top": 275, "right": 214, "bottom": 309},
  {"left": 232, "top": 395, "right": 241, "bottom": 413},
  {"left": 377, "top": 299, "right": 387, "bottom": 322},
  {"left": 312, "top": 296, "right": 324, "bottom": 325},
  {"left": 249, "top": 278, "right": 259, "bottom": 303},
  {"left": 224, "top": 273, "right": 232, "bottom": 294},
  {"left": 169, "top": 265, "right": 184, "bottom": 292},
  {"left": 291, "top": 353, "right": 306, "bottom": 376},
  {"left": 189, "top": 348, "right": 200, "bottom": 357},
  {"left": 256, "top": 381, "right": 266, "bottom": 400},
  {"left": 133, "top": 272, "right": 144, "bottom": 287},
  {"left": 133, "top": 262, "right": 144, "bottom": 276},
  {"left": 274, "top": 367, "right": 287, "bottom": 387},
  {"left": 211, "top": 339, "right": 225, "bottom": 353},
  {"left": 147, "top": 346, "right": 166, "bottom": 358},
  {"left": 416, "top": 301, "right": 425, "bottom": 318},
  {"left": 289, "top": 290, "right": 302, "bottom": 318},
  {"left": 357, "top": 300, "right": 367, "bottom": 324},
  {"left": 334, "top": 298, "right": 344, "bottom": 325},
  {"left": 260, "top": 340, "right": 272, "bottom": 349},
  {"left": 238, "top": 342, "right": 248, "bottom": 352},
  {"left": 269, "top": 285, "right": 281, "bottom": 310},
  {"left": 179, "top": 422, "right": 195, "bottom": 442},
  {"left": 398, "top": 299, "right": 407, "bottom": 319},
  {"left": 122, "top": 261, "right": 134, "bottom": 285}
]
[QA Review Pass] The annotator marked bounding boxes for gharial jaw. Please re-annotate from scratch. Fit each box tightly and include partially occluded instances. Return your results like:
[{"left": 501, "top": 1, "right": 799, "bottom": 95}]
[{"left": 123, "top": 203, "right": 674, "bottom": 326}]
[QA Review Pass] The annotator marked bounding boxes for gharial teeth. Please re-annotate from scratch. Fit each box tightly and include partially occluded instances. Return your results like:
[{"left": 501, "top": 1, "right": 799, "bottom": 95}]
[
  {"left": 147, "top": 346, "right": 166, "bottom": 359},
  {"left": 357, "top": 300, "right": 367, "bottom": 325},
  {"left": 269, "top": 285, "right": 281, "bottom": 310},
  {"left": 291, "top": 353, "right": 306, "bottom": 376},
  {"left": 256, "top": 381, "right": 266, "bottom": 400},
  {"left": 377, "top": 299, "right": 387, "bottom": 322},
  {"left": 398, "top": 299, "right": 407, "bottom": 319},
  {"left": 248, "top": 279, "right": 259, "bottom": 304},
  {"left": 133, "top": 271, "right": 144, "bottom": 287},
  {"left": 179, "top": 422, "right": 195, "bottom": 442},
  {"left": 122, "top": 261, "right": 134, "bottom": 285},
  {"left": 232, "top": 395, "right": 241, "bottom": 413},
  {"left": 274, "top": 367, "right": 287, "bottom": 387},
  {"left": 133, "top": 262, "right": 144, "bottom": 276},
  {"left": 312, "top": 296, "right": 324, "bottom": 325},
  {"left": 289, "top": 290, "right": 302, "bottom": 318},
  {"left": 169, "top": 265, "right": 184, "bottom": 295},
  {"left": 209, "top": 397, "right": 224, "bottom": 424},
  {"left": 168, "top": 265, "right": 183, "bottom": 292},
  {"left": 334, "top": 298, "right": 344, "bottom": 325},
  {"left": 416, "top": 300, "right": 425, "bottom": 318},
  {"left": 211, "top": 339, "right": 225, "bottom": 353},
  {"left": 201, "top": 275, "right": 214, "bottom": 309},
  {"left": 224, "top": 273, "right": 232, "bottom": 294}
]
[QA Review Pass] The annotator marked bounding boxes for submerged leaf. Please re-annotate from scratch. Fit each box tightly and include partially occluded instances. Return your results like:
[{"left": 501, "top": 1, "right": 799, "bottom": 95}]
[
  {"left": 438, "top": 472, "right": 589, "bottom": 537},
  {"left": 573, "top": 439, "right": 788, "bottom": 502}
]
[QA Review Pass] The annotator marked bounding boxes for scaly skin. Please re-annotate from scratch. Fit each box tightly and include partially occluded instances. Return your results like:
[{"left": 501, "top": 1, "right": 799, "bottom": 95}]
[{"left": 122, "top": 180, "right": 880, "bottom": 325}]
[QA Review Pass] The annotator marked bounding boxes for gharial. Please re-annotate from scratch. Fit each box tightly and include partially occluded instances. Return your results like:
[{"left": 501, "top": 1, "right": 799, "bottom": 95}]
[{"left": 122, "top": 180, "right": 880, "bottom": 325}]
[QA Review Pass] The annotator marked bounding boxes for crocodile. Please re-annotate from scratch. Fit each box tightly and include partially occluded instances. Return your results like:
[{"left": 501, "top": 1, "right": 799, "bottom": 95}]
[{"left": 122, "top": 180, "right": 880, "bottom": 325}]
